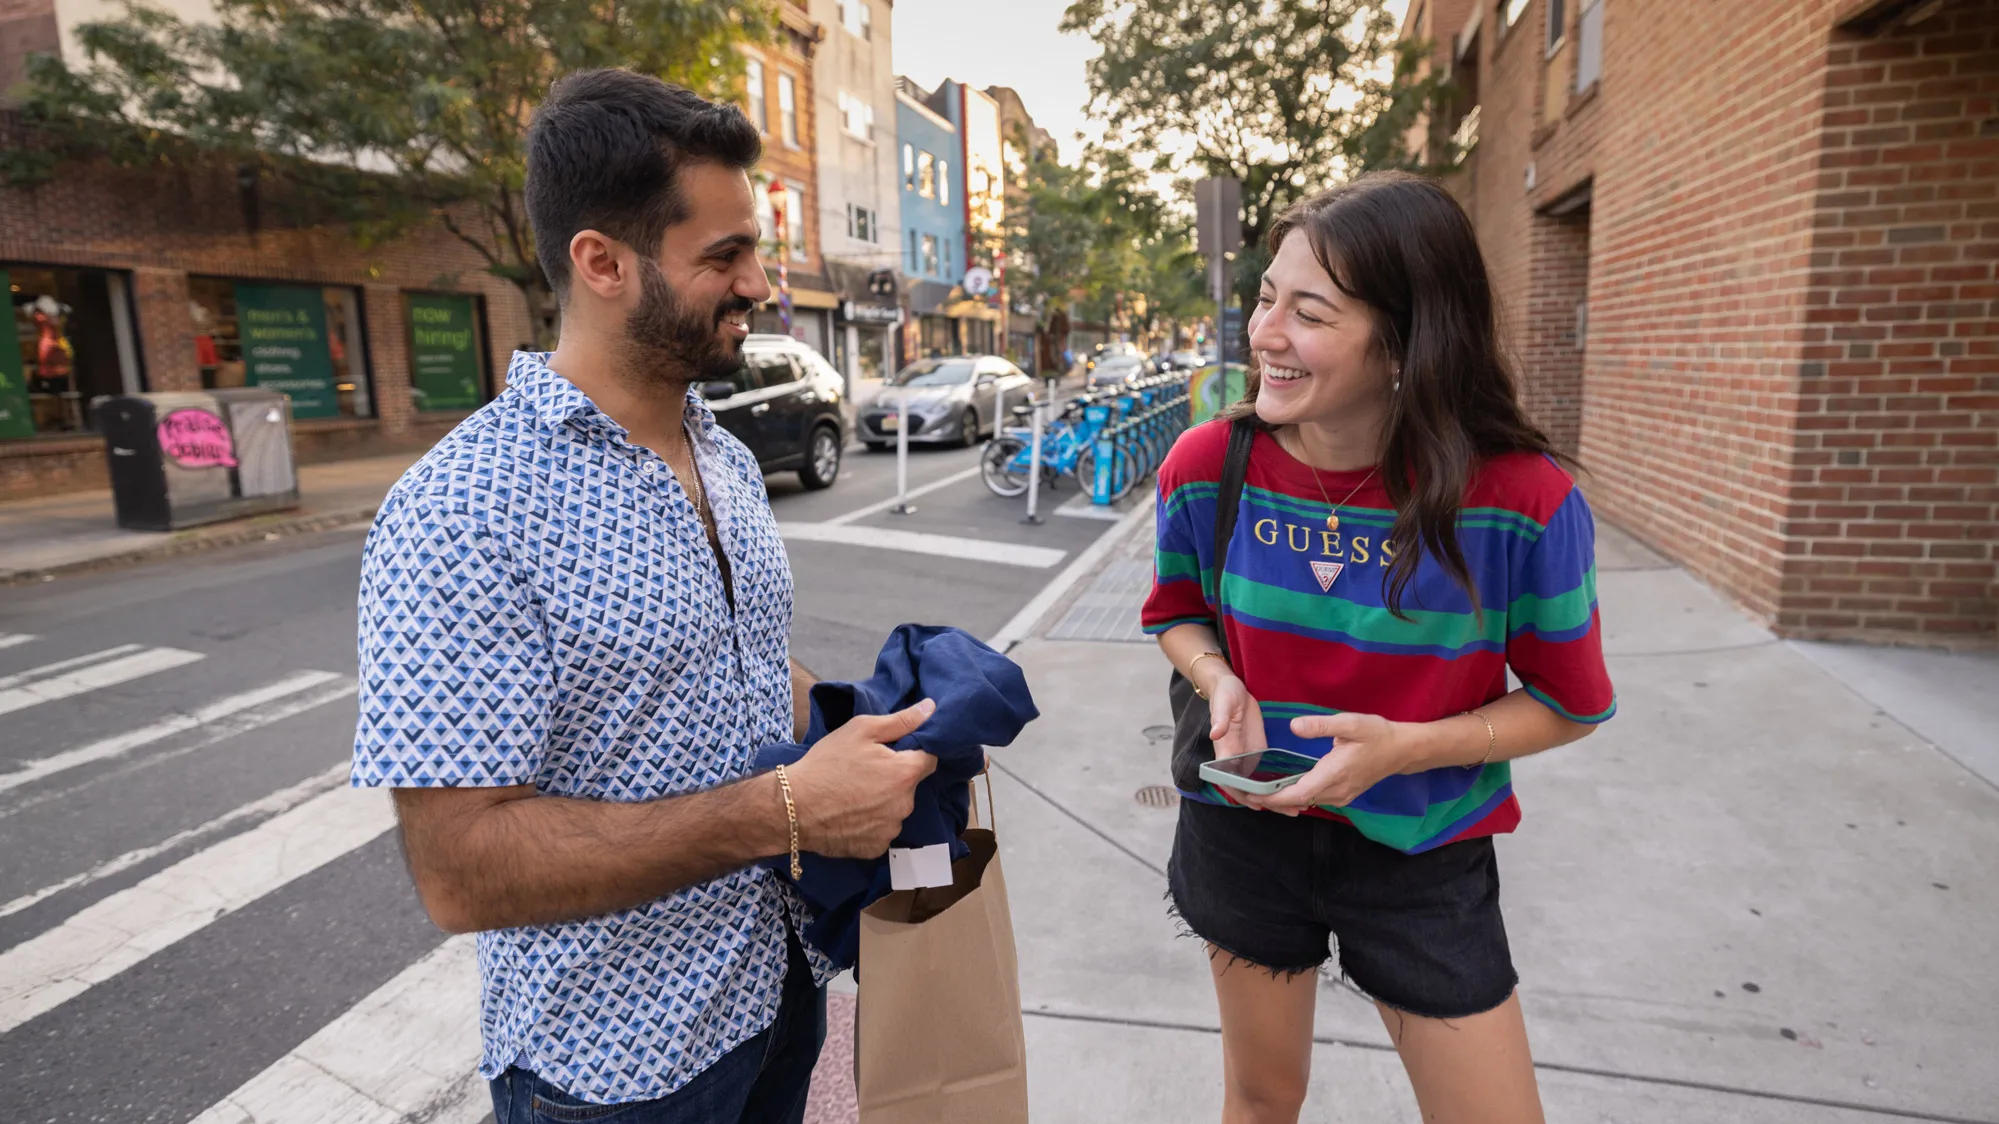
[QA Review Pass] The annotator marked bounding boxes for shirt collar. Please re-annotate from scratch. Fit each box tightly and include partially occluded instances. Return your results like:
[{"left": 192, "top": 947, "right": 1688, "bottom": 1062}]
[{"left": 509, "top": 350, "right": 720, "bottom": 441}]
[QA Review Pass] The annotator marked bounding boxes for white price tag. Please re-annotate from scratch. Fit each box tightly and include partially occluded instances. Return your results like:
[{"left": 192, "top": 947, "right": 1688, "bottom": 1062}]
[{"left": 887, "top": 843, "right": 954, "bottom": 890}]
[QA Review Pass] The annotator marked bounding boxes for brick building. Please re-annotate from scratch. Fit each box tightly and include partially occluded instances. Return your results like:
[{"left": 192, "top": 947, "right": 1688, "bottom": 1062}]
[
  {"left": 0, "top": 0, "right": 835, "bottom": 502},
  {"left": 1410, "top": 0, "right": 1999, "bottom": 645}
]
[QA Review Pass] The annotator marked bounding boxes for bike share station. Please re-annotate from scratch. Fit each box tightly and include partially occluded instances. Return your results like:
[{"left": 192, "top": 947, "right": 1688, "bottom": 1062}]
[{"left": 874, "top": 177, "right": 1246, "bottom": 532}]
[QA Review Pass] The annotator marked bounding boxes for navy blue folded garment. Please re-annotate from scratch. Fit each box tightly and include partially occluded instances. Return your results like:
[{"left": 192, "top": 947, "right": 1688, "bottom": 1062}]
[{"left": 753, "top": 624, "right": 1038, "bottom": 967}]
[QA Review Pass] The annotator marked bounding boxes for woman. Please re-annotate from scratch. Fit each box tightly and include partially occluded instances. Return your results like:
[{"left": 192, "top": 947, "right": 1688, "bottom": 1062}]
[{"left": 1142, "top": 171, "right": 1616, "bottom": 1124}]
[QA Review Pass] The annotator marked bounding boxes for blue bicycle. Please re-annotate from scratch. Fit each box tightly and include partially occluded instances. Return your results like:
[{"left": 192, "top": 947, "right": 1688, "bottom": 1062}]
[{"left": 979, "top": 398, "right": 1100, "bottom": 497}]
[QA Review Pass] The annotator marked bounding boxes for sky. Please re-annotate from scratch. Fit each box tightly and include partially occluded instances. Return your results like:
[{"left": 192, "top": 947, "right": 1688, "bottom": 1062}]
[{"left": 890, "top": 0, "right": 1409, "bottom": 167}]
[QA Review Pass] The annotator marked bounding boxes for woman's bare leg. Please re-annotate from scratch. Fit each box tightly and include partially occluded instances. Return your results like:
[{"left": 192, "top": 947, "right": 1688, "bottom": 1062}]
[
  {"left": 1209, "top": 947, "right": 1319, "bottom": 1124},
  {"left": 1377, "top": 990, "right": 1544, "bottom": 1124}
]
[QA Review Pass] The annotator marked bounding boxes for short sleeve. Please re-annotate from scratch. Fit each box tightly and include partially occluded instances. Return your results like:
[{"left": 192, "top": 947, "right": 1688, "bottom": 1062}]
[
  {"left": 1141, "top": 431, "right": 1222, "bottom": 635},
  {"left": 1505, "top": 487, "right": 1616, "bottom": 724},
  {"left": 351, "top": 490, "right": 552, "bottom": 788}
]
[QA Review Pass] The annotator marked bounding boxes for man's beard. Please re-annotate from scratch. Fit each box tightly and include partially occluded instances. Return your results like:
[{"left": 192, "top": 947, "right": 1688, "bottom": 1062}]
[{"left": 620, "top": 257, "right": 755, "bottom": 390}]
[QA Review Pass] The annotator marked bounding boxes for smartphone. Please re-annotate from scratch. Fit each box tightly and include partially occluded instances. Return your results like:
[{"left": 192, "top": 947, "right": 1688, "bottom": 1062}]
[{"left": 1199, "top": 748, "right": 1321, "bottom": 795}]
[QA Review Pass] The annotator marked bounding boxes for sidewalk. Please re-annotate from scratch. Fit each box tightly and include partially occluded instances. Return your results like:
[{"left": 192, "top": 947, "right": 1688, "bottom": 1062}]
[
  {"left": 0, "top": 453, "right": 420, "bottom": 585},
  {"left": 973, "top": 508, "right": 1999, "bottom": 1123}
]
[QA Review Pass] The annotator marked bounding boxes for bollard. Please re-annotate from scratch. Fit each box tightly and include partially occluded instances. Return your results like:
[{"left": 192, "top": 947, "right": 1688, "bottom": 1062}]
[
  {"left": 891, "top": 390, "right": 915, "bottom": 515},
  {"left": 1022, "top": 396, "right": 1045, "bottom": 526}
]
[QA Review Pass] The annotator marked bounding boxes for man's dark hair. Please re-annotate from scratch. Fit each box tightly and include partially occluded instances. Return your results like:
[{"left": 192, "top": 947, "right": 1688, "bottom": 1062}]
[{"left": 525, "top": 69, "right": 763, "bottom": 298}]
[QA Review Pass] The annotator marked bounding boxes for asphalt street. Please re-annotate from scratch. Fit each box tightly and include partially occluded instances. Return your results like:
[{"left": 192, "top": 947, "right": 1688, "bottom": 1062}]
[{"left": 0, "top": 438, "right": 1117, "bottom": 1123}]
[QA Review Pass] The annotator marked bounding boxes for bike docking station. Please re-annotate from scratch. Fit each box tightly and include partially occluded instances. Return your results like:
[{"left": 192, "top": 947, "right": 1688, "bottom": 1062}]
[{"left": 981, "top": 370, "right": 1196, "bottom": 524}]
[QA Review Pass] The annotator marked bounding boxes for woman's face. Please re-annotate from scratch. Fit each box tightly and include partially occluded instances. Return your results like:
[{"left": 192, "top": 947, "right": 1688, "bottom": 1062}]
[{"left": 1247, "top": 230, "right": 1392, "bottom": 430}]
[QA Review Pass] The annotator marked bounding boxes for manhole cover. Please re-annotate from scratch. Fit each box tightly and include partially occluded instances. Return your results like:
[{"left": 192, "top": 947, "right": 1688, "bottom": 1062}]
[
  {"left": 1141, "top": 725, "right": 1174, "bottom": 744},
  {"left": 1134, "top": 785, "right": 1180, "bottom": 809}
]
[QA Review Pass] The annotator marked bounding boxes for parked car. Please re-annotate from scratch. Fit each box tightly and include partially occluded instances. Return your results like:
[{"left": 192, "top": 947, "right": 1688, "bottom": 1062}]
[
  {"left": 1163, "top": 349, "right": 1208, "bottom": 370},
  {"left": 1088, "top": 354, "right": 1149, "bottom": 388},
  {"left": 859, "top": 355, "right": 1034, "bottom": 450},
  {"left": 698, "top": 334, "right": 847, "bottom": 490}
]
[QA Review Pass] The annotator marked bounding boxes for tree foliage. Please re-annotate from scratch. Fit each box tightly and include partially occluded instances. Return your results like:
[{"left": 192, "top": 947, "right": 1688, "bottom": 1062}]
[
  {"left": 1004, "top": 140, "right": 1205, "bottom": 362},
  {"left": 4, "top": 0, "right": 771, "bottom": 342},
  {"left": 1061, "top": 0, "right": 1439, "bottom": 308}
]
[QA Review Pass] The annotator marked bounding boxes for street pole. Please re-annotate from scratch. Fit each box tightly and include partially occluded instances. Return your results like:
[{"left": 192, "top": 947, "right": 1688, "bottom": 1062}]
[
  {"left": 891, "top": 390, "right": 915, "bottom": 515},
  {"left": 1022, "top": 396, "right": 1044, "bottom": 526}
]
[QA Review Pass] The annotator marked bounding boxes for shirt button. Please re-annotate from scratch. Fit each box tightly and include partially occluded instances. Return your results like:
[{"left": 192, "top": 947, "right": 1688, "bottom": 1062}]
[{"left": 642, "top": 462, "right": 658, "bottom": 473}]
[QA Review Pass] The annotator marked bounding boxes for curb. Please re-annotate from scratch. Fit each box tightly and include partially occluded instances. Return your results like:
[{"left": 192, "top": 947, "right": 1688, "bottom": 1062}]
[
  {"left": 986, "top": 497, "right": 1155, "bottom": 653},
  {"left": 0, "top": 504, "right": 380, "bottom": 588}
]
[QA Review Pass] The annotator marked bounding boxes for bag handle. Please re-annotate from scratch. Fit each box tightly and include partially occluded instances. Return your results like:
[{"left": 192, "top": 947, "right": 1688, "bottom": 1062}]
[
  {"left": 966, "top": 763, "right": 996, "bottom": 832},
  {"left": 1209, "top": 418, "right": 1257, "bottom": 661}
]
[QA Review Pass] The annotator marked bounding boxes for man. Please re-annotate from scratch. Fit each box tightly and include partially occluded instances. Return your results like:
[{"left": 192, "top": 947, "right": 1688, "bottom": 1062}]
[{"left": 351, "top": 70, "right": 937, "bottom": 1123}]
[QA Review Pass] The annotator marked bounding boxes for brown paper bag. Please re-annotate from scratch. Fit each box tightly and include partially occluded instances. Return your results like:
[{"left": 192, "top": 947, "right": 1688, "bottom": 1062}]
[{"left": 855, "top": 786, "right": 1028, "bottom": 1124}]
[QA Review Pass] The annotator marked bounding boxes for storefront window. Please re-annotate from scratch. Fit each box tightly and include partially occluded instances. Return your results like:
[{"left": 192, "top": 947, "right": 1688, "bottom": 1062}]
[
  {"left": 0, "top": 265, "right": 142, "bottom": 440},
  {"left": 404, "top": 293, "right": 489, "bottom": 413},
  {"left": 189, "top": 277, "right": 373, "bottom": 420}
]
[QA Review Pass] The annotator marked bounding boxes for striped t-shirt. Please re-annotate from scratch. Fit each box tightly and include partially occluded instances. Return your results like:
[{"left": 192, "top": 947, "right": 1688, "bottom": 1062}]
[{"left": 1141, "top": 420, "right": 1616, "bottom": 854}]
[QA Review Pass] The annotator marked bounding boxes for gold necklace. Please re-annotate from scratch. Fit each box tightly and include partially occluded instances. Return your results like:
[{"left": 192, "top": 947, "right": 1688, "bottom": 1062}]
[
  {"left": 1291, "top": 432, "right": 1375, "bottom": 532},
  {"left": 673, "top": 423, "right": 709, "bottom": 524}
]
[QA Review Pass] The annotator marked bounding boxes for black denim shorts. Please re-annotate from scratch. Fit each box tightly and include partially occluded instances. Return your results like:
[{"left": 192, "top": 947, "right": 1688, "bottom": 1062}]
[{"left": 1167, "top": 797, "right": 1518, "bottom": 1019}]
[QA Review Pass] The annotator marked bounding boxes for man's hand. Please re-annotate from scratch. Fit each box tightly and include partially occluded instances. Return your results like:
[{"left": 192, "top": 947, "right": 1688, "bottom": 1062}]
[{"left": 784, "top": 699, "right": 939, "bottom": 859}]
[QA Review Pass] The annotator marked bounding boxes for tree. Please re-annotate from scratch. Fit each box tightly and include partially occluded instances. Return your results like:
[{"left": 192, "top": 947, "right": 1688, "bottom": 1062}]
[
  {"left": 1004, "top": 140, "right": 1206, "bottom": 368},
  {"left": 1061, "top": 0, "right": 1440, "bottom": 311},
  {"left": 3, "top": 0, "right": 771, "bottom": 345}
]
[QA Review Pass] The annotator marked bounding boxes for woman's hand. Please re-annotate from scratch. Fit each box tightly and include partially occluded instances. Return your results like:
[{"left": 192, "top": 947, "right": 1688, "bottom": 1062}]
[
  {"left": 1251, "top": 712, "right": 1415, "bottom": 816},
  {"left": 1207, "top": 674, "right": 1268, "bottom": 763}
]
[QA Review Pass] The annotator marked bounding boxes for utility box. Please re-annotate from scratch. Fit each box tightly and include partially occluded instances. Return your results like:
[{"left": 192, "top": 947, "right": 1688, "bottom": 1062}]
[{"left": 93, "top": 390, "right": 301, "bottom": 532}]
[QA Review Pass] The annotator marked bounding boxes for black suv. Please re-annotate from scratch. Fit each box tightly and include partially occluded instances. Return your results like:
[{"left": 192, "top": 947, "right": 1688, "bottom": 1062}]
[{"left": 699, "top": 334, "right": 847, "bottom": 490}]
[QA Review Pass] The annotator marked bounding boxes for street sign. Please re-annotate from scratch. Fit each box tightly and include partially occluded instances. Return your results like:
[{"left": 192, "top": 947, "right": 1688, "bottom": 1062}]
[{"left": 963, "top": 266, "right": 994, "bottom": 297}]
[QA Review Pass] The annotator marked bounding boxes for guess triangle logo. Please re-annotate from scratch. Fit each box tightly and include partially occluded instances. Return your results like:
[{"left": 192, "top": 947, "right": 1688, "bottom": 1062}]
[{"left": 1310, "top": 560, "right": 1345, "bottom": 592}]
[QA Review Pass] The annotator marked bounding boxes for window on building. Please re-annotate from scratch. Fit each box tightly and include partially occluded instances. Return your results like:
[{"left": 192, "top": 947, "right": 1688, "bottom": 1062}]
[
  {"left": 778, "top": 73, "right": 798, "bottom": 146},
  {"left": 1500, "top": 0, "right": 1530, "bottom": 29},
  {"left": 838, "top": 91, "right": 875, "bottom": 141},
  {"left": 0, "top": 264, "right": 143, "bottom": 439},
  {"left": 848, "top": 205, "right": 877, "bottom": 243},
  {"left": 784, "top": 179, "right": 807, "bottom": 262},
  {"left": 917, "top": 150, "right": 935, "bottom": 198},
  {"left": 745, "top": 58, "right": 767, "bottom": 133},
  {"left": 405, "top": 293, "right": 490, "bottom": 414},
  {"left": 1546, "top": 0, "right": 1566, "bottom": 51},
  {"left": 938, "top": 159, "right": 951, "bottom": 207},
  {"left": 187, "top": 277, "right": 372, "bottom": 420},
  {"left": 1575, "top": 0, "right": 1604, "bottom": 89},
  {"left": 837, "top": 0, "right": 871, "bottom": 39},
  {"left": 942, "top": 238, "right": 953, "bottom": 280},
  {"left": 909, "top": 229, "right": 920, "bottom": 272},
  {"left": 903, "top": 143, "right": 915, "bottom": 189},
  {"left": 921, "top": 234, "right": 939, "bottom": 276}
]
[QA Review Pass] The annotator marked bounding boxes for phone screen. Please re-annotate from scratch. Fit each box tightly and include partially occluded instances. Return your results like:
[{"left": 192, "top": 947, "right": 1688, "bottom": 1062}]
[{"left": 1206, "top": 749, "right": 1319, "bottom": 784}]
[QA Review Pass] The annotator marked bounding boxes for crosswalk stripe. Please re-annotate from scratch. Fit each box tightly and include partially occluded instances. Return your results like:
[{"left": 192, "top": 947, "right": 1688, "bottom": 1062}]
[
  {"left": 778, "top": 522, "right": 1069, "bottom": 569},
  {"left": 188, "top": 935, "right": 487, "bottom": 1124},
  {"left": 0, "top": 646, "right": 205, "bottom": 716},
  {"left": 0, "top": 643, "right": 144, "bottom": 689},
  {"left": 0, "top": 670, "right": 345, "bottom": 796},
  {"left": 0, "top": 784, "right": 395, "bottom": 1035},
  {"left": 0, "top": 633, "right": 38, "bottom": 650},
  {"left": 824, "top": 465, "right": 983, "bottom": 526},
  {"left": 0, "top": 762, "right": 349, "bottom": 920}
]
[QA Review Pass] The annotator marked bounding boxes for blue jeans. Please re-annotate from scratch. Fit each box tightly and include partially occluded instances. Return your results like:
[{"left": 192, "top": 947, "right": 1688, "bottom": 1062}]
[{"left": 489, "top": 935, "right": 827, "bottom": 1124}]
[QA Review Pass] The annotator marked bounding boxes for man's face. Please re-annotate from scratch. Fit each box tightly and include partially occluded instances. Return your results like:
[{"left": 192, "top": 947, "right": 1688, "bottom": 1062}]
[{"left": 622, "top": 162, "right": 773, "bottom": 386}]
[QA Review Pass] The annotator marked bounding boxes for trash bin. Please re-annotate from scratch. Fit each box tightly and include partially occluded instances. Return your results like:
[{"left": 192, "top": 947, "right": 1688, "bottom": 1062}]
[{"left": 93, "top": 389, "right": 301, "bottom": 531}]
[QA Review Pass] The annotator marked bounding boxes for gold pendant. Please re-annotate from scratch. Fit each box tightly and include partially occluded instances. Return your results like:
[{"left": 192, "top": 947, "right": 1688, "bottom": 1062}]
[{"left": 1326, "top": 513, "right": 1340, "bottom": 532}]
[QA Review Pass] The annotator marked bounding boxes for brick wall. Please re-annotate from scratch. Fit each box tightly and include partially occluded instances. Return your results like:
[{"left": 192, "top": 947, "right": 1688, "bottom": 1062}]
[
  {"left": 1785, "top": 1, "right": 1999, "bottom": 641},
  {"left": 1438, "top": 0, "right": 1996, "bottom": 645}
]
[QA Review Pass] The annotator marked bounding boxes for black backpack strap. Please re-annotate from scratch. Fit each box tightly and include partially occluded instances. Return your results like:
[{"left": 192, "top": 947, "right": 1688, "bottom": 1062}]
[{"left": 1209, "top": 418, "right": 1256, "bottom": 658}]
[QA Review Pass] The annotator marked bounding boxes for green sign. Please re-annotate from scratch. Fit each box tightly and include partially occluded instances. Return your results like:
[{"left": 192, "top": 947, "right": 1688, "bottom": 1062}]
[
  {"left": 235, "top": 283, "right": 338, "bottom": 419},
  {"left": 1190, "top": 362, "right": 1249, "bottom": 425},
  {"left": 407, "top": 294, "right": 482, "bottom": 412},
  {"left": 0, "top": 272, "right": 32, "bottom": 439}
]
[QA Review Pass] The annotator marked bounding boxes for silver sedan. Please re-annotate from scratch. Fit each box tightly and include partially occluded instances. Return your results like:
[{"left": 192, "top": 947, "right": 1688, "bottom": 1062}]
[{"left": 859, "top": 356, "right": 1035, "bottom": 450}]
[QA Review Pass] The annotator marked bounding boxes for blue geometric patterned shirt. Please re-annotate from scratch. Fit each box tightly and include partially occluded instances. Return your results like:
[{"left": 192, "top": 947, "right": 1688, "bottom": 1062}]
[{"left": 352, "top": 351, "right": 831, "bottom": 1102}]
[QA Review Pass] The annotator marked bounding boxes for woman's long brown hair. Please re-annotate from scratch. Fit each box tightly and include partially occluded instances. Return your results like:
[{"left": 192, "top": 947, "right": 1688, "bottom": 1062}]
[{"left": 1224, "top": 171, "right": 1567, "bottom": 618}]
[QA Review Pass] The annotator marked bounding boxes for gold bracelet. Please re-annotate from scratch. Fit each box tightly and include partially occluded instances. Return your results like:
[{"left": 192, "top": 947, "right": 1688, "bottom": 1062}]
[
  {"left": 772, "top": 764, "right": 802, "bottom": 880},
  {"left": 1188, "top": 651, "right": 1229, "bottom": 700},
  {"left": 1466, "top": 710, "right": 1497, "bottom": 768}
]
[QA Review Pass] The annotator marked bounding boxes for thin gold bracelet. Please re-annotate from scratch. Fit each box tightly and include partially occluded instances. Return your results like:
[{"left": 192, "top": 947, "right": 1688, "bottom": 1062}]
[
  {"left": 1188, "top": 651, "right": 1229, "bottom": 699},
  {"left": 772, "top": 764, "right": 802, "bottom": 880},
  {"left": 1466, "top": 710, "right": 1497, "bottom": 768}
]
